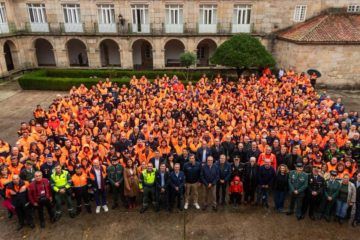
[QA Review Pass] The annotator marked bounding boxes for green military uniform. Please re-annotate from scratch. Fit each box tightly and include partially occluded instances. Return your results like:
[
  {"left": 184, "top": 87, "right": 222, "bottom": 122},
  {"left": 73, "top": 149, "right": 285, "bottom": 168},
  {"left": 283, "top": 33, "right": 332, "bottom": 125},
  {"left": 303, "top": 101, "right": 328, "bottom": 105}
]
[
  {"left": 288, "top": 170, "right": 308, "bottom": 218},
  {"left": 139, "top": 169, "right": 157, "bottom": 209},
  {"left": 107, "top": 164, "right": 124, "bottom": 207},
  {"left": 321, "top": 179, "right": 340, "bottom": 220},
  {"left": 50, "top": 170, "right": 74, "bottom": 217}
]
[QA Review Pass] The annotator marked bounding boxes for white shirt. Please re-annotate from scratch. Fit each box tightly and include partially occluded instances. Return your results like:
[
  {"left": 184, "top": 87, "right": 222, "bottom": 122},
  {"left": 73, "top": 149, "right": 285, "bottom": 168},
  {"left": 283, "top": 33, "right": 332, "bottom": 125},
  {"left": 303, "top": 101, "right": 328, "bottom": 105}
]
[
  {"left": 94, "top": 168, "right": 101, "bottom": 189},
  {"left": 155, "top": 159, "right": 160, "bottom": 170}
]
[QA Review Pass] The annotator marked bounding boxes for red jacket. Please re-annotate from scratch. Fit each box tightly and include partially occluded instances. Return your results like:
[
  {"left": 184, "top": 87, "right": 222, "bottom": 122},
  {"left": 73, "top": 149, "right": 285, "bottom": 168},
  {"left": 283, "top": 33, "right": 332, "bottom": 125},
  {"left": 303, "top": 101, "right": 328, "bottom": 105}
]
[
  {"left": 28, "top": 178, "right": 52, "bottom": 205},
  {"left": 229, "top": 181, "right": 243, "bottom": 193}
]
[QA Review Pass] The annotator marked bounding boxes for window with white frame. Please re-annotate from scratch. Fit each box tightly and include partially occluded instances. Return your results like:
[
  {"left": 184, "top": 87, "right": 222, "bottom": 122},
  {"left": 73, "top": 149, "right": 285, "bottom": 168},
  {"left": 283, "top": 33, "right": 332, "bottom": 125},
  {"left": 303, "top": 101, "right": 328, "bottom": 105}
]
[
  {"left": 293, "top": 5, "right": 307, "bottom": 22},
  {"left": 27, "top": 3, "right": 47, "bottom": 23},
  {"left": 98, "top": 4, "right": 115, "bottom": 24},
  {"left": 63, "top": 4, "right": 81, "bottom": 24},
  {"left": 0, "top": 3, "right": 7, "bottom": 23},
  {"left": 132, "top": 4, "right": 149, "bottom": 25},
  {"left": 233, "top": 5, "right": 251, "bottom": 25},
  {"left": 347, "top": 5, "right": 360, "bottom": 13},
  {"left": 199, "top": 5, "right": 217, "bottom": 25},
  {"left": 165, "top": 5, "right": 183, "bottom": 25}
]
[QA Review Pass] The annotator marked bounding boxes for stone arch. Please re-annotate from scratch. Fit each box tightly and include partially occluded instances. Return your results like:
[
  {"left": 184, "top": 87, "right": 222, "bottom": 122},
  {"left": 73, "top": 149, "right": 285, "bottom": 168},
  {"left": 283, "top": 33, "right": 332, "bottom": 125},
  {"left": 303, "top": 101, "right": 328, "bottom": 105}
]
[
  {"left": 196, "top": 38, "right": 217, "bottom": 67},
  {"left": 132, "top": 39, "right": 153, "bottom": 70},
  {"left": 66, "top": 38, "right": 88, "bottom": 67},
  {"left": 34, "top": 38, "right": 56, "bottom": 66},
  {"left": 99, "top": 39, "right": 121, "bottom": 67},
  {"left": 3, "top": 40, "right": 19, "bottom": 71},
  {"left": 164, "top": 39, "right": 185, "bottom": 67}
]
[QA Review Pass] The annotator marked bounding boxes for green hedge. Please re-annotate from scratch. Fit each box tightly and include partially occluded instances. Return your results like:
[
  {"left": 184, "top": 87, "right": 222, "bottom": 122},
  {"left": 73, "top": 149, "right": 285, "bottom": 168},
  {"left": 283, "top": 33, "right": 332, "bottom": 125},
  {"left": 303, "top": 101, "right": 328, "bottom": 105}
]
[
  {"left": 45, "top": 69, "right": 212, "bottom": 81},
  {"left": 18, "top": 69, "right": 198, "bottom": 91}
]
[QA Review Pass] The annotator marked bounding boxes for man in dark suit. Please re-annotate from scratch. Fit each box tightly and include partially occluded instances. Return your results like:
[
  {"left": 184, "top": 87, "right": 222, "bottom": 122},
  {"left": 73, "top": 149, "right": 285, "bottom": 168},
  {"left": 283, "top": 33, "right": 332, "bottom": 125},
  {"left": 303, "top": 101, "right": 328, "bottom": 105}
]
[
  {"left": 150, "top": 150, "right": 165, "bottom": 171},
  {"left": 210, "top": 138, "right": 224, "bottom": 162},
  {"left": 196, "top": 141, "right": 212, "bottom": 164},
  {"left": 155, "top": 163, "right": 170, "bottom": 212},
  {"left": 169, "top": 163, "right": 185, "bottom": 211},
  {"left": 222, "top": 135, "right": 235, "bottom": 162},
  {"left": 176, "top": 148, "right": 190, "bottom": 170}
]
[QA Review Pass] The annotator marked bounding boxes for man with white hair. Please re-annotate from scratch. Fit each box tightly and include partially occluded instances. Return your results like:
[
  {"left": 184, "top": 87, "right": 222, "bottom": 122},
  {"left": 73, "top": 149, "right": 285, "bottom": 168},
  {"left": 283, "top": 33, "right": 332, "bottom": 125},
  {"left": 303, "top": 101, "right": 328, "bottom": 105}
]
[{"left": 243, "top": 157, "right": 259, "bottom": 204}]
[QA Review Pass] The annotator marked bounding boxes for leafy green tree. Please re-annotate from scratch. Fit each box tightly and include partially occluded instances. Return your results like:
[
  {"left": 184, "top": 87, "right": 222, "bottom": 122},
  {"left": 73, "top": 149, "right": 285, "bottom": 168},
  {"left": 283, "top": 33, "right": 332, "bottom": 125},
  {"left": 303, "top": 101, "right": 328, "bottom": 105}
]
[
  {"left": 180, "top": 52, "right": 197, "bottom": 81},
  {"left": 210, "top": 34, "right": 275, "bottom": 77}
]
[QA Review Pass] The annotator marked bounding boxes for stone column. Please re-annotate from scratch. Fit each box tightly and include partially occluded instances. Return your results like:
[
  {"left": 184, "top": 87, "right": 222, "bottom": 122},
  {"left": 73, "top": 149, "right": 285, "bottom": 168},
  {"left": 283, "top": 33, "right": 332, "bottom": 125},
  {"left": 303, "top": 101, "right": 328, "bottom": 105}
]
[
  {"left": 119, "top": 39, "right": 133, "bottom": 69},
  {"left": 0, "top": 51, "right": 8, "bottom": 77},
  {"left": 153, "top": 38, "right": 165, "bottom": 69}
]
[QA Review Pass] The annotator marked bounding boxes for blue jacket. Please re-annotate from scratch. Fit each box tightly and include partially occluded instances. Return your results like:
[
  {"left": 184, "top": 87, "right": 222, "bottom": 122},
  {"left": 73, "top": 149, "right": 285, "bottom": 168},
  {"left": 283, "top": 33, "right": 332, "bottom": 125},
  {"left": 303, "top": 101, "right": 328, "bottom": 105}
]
[
  {"left": 257, "top": 165, "right": 276, "bottom": 186},
  {"left": 201, "top": 164, "right": 219, "bottom": 186},
  {"left": 215, "top": 161, "right": 232, "bottom": 182},
  {"left": 183, "top": 161, "right": 201, "bottom": 184},
  {"left": 169, "top": 171, "right": 185, "bottom": 191}
]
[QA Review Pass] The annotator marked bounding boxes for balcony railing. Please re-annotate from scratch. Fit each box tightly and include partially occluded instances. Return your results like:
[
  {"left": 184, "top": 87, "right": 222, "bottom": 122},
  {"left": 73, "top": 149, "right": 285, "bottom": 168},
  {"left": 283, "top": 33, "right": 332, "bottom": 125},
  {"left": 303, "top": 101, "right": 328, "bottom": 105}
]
[
  {"left": 198, "top": 23, "right": 217, "bottom": 33},
  {"left": 11, "top": 21, "right": 254, "bottom": 35},
  {"left": 64, "top": 23, "right": 83, "bottom": 33},
  {"left": 98, "top": 23, "right": 117, "bottom": 33},
  {"left": 231, "top": 23, "right": 251, "bottom": 33},
  {"left": 131, "top": 23, "right": 150, "bottom": 33},
  {"left": 165, "top": 23, "right": 183, "bottom": 33},
  {"left": 29, "top": 22, "right": 49, "bottom": 32},
  {"left": 0, "top": 22, "right": 9, "bottom": 34}
]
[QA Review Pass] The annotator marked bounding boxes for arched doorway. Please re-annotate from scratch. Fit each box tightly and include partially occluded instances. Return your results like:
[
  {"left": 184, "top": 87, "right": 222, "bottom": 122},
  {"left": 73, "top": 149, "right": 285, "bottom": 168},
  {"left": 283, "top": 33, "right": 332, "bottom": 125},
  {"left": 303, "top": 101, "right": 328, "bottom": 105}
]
[
  {"left": 100, "top": 39, "right": 121, "bottom": 67},
  {"left": 66, "top": 39, "right": 88, "bottom": 67},
  {"left": 164, "top": 39, "right": 185, "bottom": 67},
  {"left": 34, "top": 38, "right": 56, "bottom": 66},
  {"left": 3, "top": 40, "right": 19, "bottom": 71},
  {"left": 132, "top": 39, "right": 153, "bottom": 70},
  {"left": 196, "top": 39, "right": 217, "bottom": 67}
]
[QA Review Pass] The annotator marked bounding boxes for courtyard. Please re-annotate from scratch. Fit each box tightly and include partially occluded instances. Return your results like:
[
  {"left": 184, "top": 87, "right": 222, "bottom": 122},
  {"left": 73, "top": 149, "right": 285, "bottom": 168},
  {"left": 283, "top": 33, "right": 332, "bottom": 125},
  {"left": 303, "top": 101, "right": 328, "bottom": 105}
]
[{"left": 0, "top": 79, "right": 359, "bottom": 240}]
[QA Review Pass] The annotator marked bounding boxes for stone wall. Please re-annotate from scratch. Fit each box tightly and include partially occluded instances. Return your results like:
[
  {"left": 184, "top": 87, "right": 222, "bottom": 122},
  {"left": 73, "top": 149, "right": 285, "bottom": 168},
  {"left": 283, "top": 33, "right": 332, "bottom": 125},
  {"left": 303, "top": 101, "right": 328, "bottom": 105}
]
[{"left": 273, "top": 40, "right": 360, "bottom": 88}]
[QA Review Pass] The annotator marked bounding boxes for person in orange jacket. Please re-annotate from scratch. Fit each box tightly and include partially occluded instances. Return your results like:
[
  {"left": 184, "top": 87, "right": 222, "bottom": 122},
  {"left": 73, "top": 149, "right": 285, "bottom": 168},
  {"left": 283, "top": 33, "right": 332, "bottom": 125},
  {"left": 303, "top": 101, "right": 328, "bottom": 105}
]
[
  {"left": 72, "top": 164, "right": 91, "bottom": 214},
  {"left": 229, "top": 176, "right": 243, "bottom": 208}
]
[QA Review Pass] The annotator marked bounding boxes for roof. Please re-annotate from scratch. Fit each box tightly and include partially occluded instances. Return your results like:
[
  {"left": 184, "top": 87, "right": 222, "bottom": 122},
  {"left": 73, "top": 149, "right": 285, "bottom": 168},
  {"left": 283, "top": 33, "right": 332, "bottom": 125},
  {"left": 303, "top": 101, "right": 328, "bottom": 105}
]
[{"left": 277, "top": 13, "right": 360, "bottom": 44}]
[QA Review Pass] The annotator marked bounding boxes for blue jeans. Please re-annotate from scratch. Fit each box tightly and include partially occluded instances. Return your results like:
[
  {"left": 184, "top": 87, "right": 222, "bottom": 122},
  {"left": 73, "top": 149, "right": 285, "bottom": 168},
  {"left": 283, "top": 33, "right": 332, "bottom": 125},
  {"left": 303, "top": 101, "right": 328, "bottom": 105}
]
[
  {"left": 274, "top": 190, "right": 287, "bottom": 211},
  {"left": 256, "top": 187, "right": 269, "bottom": 205},
  {"left": 336, "top": 200, "right": 348, "bottom": 218},
  {"left": 94, "top": 188, "right": 107, "bottom": 206}
]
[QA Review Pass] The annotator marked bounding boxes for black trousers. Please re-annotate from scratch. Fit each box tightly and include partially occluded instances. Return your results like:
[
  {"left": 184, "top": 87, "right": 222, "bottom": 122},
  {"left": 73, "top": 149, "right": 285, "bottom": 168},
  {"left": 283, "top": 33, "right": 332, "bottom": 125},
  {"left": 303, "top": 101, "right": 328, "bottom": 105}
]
[
  {"left": 216, "top": 182, "right": 228, "bottom": 204},
  {"left": 15, "top": 203, "right": 33, "bottom": 226},
  {"left": 36, "top": 199, "right": 54, "bottom": 223},
  {"left": 244, "top": 186, "right": 256, "bottom": 203},
  {"left": 230, "top": 193, "right": 242, "bottom": 205},
  {"left": 74, "top": 187, "right": 90, "bottom": 208},
  {"left": 308, "top": 195, "right": 322, "bottom": 217},
  {"left": 170, "top": 189, "right": 184, "bottom": 210},
  {"left": 156, "top": 188, "right": 169, "bottom": 210}
]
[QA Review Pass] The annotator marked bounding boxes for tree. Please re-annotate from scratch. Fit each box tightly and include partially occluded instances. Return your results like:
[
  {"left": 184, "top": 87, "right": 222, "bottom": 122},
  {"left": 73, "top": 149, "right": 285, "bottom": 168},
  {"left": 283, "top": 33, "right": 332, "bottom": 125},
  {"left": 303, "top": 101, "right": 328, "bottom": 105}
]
[
  {"left": 210, "top": 34, "right": 276, "bottom": 77},
  {"left": 180, "top": 52, "right": 196, "bottom": 81}
]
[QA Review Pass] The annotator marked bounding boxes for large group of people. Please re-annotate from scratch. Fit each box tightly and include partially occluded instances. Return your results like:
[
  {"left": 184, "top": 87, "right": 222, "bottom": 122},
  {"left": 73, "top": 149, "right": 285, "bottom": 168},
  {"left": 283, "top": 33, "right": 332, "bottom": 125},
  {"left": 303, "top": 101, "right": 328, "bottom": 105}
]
[{"left": 0, "top": 69, "right": 359, "bottom": 231}]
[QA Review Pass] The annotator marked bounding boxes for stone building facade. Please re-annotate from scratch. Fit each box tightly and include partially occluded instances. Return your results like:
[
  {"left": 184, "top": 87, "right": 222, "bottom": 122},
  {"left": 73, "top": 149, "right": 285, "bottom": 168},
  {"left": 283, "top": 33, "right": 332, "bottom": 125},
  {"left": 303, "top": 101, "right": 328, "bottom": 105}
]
[{"left": 0, "top": 0, "right": 359, "bottom": 86}]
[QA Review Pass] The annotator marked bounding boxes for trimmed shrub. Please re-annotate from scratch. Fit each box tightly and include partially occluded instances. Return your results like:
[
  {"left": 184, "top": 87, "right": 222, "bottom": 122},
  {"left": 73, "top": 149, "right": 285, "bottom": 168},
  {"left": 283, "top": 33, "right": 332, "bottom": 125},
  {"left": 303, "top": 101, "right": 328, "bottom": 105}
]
[{"left": 18, "top": 69, "right": 198, "bottom": 91}]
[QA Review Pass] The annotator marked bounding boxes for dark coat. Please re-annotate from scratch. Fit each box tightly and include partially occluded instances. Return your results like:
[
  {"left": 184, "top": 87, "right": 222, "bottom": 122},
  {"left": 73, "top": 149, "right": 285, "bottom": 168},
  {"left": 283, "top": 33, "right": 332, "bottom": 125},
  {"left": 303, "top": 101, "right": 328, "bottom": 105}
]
[
  {"left": 201, "top": 164, "right": 219, "bottom": 186},
  {"left": 196, "top": 147, "right": 212, "bottom": 163},
  {"left": 169, "top": 171, "right": 185, "bottom": 191},
  {"left": 155, "top": 171, "right": 170, "bottom": 190},
  {"left": 243, "top": 163, "right": 259, "bottom": 190}
]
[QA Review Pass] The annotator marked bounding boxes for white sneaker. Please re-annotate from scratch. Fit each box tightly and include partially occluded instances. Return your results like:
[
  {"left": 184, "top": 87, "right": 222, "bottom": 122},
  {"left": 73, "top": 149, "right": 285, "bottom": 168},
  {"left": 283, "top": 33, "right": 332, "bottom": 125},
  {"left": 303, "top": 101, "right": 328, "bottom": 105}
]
[
  {"left": 184, "top": 203, "right": 189, "bottom": 210},
  {"left": 194, "top": 203, "right": 201, "bottom": 210},
  {"left": 96, "top": 206, "right": 101, "bottom": 214},
  {"left": 102, "top": 205, "right": 109, "bottom": 212}
]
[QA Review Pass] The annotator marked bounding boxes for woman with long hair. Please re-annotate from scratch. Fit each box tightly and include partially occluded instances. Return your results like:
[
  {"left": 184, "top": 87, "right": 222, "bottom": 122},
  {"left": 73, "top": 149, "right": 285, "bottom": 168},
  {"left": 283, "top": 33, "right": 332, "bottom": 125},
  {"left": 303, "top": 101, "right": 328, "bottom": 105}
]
[
  {"left": 273, "top": 164, "right": 289, "bottom": 212},
  {"left": 124, "top": 159, "right": 139, "bottom": 209}
]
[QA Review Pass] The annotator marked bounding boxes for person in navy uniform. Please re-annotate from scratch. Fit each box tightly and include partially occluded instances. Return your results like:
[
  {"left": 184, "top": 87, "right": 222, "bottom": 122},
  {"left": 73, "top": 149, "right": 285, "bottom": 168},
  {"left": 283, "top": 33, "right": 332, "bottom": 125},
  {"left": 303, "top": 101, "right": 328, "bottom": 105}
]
[
  {"left": 155, "top": 163, "right": 170, "bottom": 212},
  {"left": 216, "top": 154, "right": 231, "bottom": 205},
  {"left": 169, "top": 163, "right": 185, "bottom": 211},
  {"left": 305, "top": 167, "right": 325, "bottom": 220}
]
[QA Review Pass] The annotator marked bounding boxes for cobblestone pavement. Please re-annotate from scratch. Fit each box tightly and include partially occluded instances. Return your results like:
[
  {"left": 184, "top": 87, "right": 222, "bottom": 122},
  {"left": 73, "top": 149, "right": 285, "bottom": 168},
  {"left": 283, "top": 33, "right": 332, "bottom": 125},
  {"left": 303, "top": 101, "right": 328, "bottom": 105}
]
[{"left": 0, "top": 80, "right": 359, "bottom": 240}]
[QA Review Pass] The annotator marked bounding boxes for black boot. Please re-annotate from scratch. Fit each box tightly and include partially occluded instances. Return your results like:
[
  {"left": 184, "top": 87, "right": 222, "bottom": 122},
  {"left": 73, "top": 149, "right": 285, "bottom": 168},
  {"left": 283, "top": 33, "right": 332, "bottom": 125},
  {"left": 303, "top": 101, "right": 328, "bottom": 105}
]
[
  {"left": 69, "top": 210, "right": 76, "bottom": 218},
  {"left": 7, "top": 211, "right": 13, "bottom": 219},
  {"left": 112, "top": 203, "right": 119, "bottom": 209},
  {"left": 85, "top": 205, "right": 92, "bottom": 213},
  {"left": 140, "top": 206, "right": 148, "bottom": 214},
  {"left": 76, "top": 206, "right": 82, "bottom": 215},
  {"left": 40, "top": 221, "right": 45, "bottom": 228}
]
